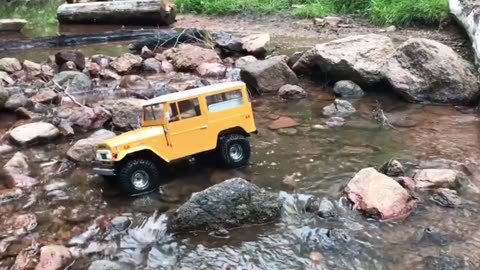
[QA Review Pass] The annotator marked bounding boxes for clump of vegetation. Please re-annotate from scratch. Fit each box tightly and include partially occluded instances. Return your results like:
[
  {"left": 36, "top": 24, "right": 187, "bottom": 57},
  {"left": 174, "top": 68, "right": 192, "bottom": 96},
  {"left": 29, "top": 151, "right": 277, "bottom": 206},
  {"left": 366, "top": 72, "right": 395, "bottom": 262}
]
[
  {"left": 0, "top": 0, "right": 61, "bottom": 37},
  {"left": 176, "top": 0, "right": 449, "bottom": 26}
]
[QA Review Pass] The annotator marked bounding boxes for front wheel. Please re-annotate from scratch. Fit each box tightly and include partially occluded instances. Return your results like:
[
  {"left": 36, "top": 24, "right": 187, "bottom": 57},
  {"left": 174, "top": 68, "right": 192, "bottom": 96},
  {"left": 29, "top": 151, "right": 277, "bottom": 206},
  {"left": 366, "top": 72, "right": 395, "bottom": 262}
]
[
  {"left": 217, "top": 134, "right": 251, "bottom": 168},
  {"left": 117, "top": 158, "right": 161, "bottom": 195}
]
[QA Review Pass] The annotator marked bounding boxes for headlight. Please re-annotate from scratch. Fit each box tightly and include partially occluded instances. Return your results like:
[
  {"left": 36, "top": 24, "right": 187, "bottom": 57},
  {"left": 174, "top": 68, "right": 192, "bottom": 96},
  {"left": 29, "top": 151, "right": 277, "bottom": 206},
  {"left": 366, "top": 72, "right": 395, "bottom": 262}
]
[{"left": 96, "top": 149, "right": 112, "bottom": 161}]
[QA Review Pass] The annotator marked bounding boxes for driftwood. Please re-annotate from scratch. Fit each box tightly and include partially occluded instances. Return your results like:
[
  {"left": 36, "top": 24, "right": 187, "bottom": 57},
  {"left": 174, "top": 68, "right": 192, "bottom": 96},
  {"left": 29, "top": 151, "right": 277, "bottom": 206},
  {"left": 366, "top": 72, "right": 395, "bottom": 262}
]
[
  {"left": 57, "top": 0, "right": 176, "bottom": 25},
  {"left": 0, "top": 29, "right": 176, "bottom": 53},
  {"left": 128, "top": 28, "right": 209, "bottom": 52}
]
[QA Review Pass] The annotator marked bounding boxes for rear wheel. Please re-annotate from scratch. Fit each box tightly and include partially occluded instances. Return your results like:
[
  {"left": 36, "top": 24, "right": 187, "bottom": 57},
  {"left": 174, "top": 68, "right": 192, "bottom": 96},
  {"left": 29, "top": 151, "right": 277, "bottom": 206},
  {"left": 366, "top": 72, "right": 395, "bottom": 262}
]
[
  {"left": 217, "top": 134, "right": 251, "bottom": 168},
  {"left": 117, "top": 158, "right": 161, "bottom": 195}
]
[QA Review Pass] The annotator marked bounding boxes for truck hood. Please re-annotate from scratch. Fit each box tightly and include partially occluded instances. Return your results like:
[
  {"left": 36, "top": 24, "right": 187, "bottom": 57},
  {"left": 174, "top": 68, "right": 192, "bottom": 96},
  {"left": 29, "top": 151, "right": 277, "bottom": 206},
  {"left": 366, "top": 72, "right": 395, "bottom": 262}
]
[{"left": 98, "top": 126, "right": 164, "bottom": 149}]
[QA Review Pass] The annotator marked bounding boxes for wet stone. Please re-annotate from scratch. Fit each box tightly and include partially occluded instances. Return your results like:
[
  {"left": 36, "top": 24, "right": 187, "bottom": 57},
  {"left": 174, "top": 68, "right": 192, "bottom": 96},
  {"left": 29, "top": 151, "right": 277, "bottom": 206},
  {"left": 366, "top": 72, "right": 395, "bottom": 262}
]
[
  {"left": 379, "top": 159, "right": 405, "bottom": 177},
  {"left": 278, "top": 84, "right": 307, "bottom": 100},
  {"left": 305, "top": 197, "right": 337, "bottom": 219},
  {"left": 431, "top": 188, "right": 462, "bottom": 208},
  {"left": 323, "top": 99, "right": 356, "bottom": 117},
  {"left": 424, "top": 255, "right": 466, "bottom": 270},
  {"left": 110, "top": 216, "right": 131, "bottom": 231},
  {"left": 0, "top": 188, "right": 23, "bottom": 205},
  {"left": 5, "top": 93, "right": 29, "bottom": 110},
  {"left": 277, "top": 128, "right": 298, "bottom": 135},
  {"left": 268, "top": 116, "right": 298, "bottom": 130},
  {"left": 333, "top": 80, "right": 365, "bottom": 98},
  {"left": 4, "top": 152, "right": 29, "bottom": 175},
  {"left": 88, "top": 260, "right": 133, "bottom": 270},
  {"left": 35, "top": 245, "right": 73, "bottom": 270},
  {"left": 325, "top": 116, "right": 345, "bottom": 128}
]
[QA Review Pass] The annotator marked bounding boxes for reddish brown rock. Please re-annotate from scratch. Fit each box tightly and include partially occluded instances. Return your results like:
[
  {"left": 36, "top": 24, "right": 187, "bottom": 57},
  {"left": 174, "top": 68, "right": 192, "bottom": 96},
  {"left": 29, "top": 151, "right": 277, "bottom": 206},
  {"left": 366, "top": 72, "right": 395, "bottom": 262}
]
[
  {"left": 164, "top": 44, "right": 221, "bottom": 71},
  {"left": 31, "top": 90, "right": 58, "bottom": 104},
  {"left": 6, "top": 174, "right": 38, "bottom": 190},
  {"left": 55, "top": 51, "right": 85, "bottom": 70},
  {"left": 268, "top": 116, "right": 298, "bottom": 130},
  {"left": 110, "top": 53, "right": 143, "bottom": 74},
  {"left": 35, "top": 245, "right": 73, "bottom": 270},
  {"left": 87, "top": 62, "right": 101, "bottom": 77},
  {"left": 346, "top": 168, "right": 417, "bottom": 221}
]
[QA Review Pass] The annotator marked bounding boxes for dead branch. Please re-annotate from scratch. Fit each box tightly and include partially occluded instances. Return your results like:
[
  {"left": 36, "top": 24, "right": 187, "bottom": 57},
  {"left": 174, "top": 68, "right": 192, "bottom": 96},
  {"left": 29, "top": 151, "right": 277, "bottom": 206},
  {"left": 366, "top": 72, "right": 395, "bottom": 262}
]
[
  {"left": 52, "top": 80, "right": 86, "bottom": 108},
  {"left": 372, "top": 100, "right": 397, "bottom": 130}
]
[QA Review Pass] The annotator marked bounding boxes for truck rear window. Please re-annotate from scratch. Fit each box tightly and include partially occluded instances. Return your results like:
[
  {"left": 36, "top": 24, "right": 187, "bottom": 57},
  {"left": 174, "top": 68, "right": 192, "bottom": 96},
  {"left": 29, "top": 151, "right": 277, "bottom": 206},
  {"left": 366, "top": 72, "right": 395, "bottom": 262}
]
[{"left": 206, "top": 90, "right": 244, "bottom": 112}]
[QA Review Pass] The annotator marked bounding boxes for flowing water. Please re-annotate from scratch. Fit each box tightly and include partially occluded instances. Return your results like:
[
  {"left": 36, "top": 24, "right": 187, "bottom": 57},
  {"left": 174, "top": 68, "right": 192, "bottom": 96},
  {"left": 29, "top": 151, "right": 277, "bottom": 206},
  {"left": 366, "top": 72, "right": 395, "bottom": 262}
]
[{"left": 2, "top": 82, "right": 480, "bottom": 269}]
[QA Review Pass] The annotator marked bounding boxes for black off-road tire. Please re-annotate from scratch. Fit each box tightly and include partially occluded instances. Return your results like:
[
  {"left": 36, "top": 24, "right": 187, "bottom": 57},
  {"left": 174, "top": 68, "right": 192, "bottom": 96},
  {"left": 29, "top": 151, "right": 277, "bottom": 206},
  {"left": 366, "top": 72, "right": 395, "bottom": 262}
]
[
  {"left": 217, "top": 134, "right": 251, "bottom": 168},
  {"left": 117, "top": 158, "right": 161, "bottom": 196}
]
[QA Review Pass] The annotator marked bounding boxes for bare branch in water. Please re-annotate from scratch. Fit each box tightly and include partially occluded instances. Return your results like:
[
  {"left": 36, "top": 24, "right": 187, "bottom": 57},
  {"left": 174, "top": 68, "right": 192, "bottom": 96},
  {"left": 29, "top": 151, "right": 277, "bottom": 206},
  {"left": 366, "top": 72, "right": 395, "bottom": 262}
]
[
  {"left": 372, "top": 100, "right": 397, "bottom": 130},
  {"left": 52, "top": 79, "right": 86, "bottom": 108}
]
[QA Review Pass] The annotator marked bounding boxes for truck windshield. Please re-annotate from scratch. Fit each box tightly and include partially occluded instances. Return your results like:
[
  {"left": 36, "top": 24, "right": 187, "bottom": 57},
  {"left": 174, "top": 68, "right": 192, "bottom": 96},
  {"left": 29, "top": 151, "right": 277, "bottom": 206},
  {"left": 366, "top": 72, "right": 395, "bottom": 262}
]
[{"left": 143, "top": 103, "right": 164, "bottom": 121}]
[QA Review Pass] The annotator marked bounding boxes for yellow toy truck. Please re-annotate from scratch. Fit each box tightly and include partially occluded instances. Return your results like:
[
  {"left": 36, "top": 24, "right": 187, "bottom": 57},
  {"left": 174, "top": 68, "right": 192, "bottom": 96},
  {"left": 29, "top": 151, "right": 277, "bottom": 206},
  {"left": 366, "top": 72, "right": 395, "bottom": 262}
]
[{"left": 93, "top": 81, "right": 257, "bottom": 195}]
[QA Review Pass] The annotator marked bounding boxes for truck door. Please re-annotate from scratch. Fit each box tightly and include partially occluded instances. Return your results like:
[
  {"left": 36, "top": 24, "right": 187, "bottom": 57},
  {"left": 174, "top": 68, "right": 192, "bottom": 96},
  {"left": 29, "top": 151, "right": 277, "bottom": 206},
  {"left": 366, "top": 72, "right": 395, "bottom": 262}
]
[{"left": 166, "top": 98, "right": 209, "bottom": 158}]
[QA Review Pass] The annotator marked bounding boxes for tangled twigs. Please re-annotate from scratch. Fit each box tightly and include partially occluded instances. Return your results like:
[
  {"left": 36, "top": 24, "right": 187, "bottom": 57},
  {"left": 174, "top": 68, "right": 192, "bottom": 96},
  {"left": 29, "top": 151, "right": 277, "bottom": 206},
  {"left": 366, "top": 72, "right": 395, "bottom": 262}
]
[
  {"left": 52, "top": 80, "right": 86, "bottom": 108},
  {"left": 372, "top": 100, "right": 396, "bottom": 130}
]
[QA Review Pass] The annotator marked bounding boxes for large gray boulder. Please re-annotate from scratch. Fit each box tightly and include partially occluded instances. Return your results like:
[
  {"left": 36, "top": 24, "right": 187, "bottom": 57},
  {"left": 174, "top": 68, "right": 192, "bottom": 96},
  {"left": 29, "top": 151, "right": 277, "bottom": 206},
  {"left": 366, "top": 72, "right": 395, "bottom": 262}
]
[
  {"left": 10, "top": 122, "right": 60, "bottom": 145},
  {"left": 450, "top": 0, "right": 480, "bottom": 64},
  {"left": 164, "top": 44, "right": 221, "bottom": 71},
  {"left": 53, "top": 71, "right": 92, "bottom": 92},
  {"left": 67, "top": 129, "right": 116, "bottom": 163},
  {"left": 384, "top": 38, "right": 479, "bottom": 105},
  {"left": 293, "top": 34, "right": 394, "bottom": 86},
  {"left": 240, "top": 58, "right": 298, "bottom": 94},
  {"left": 168, "top": 178, "right": 282, "bottom": 232},
  {"left": 111, "top": 99, "right": 144, "bottom": 130}
]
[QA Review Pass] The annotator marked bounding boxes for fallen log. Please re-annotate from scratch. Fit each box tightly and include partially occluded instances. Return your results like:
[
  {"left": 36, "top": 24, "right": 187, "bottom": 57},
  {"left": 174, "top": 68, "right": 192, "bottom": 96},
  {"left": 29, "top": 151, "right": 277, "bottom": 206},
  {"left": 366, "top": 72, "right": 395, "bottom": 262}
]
[
  {"left": 0, "top": 29, "right": 175, "bottom": 53},
  {"left": 57, "top": 0, "right": 176, "bottom": 25}
]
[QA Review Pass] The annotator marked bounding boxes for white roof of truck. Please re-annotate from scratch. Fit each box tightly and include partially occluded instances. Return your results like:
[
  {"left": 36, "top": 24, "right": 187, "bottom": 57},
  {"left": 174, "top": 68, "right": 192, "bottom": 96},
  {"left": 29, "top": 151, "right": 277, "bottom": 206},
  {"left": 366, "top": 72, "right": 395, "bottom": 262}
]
[{"left": 143, "top": 81, "right": 246, "bottom": 106}]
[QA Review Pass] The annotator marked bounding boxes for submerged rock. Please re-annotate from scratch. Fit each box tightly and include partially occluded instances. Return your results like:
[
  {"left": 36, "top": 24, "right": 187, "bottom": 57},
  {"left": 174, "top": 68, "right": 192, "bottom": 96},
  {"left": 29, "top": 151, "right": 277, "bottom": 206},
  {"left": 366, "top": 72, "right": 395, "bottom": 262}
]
[
  {"left": 4, "top": 152, "right": 29, "bottom": 175},
  {"left": 35, "top": 245, "right": 73, "bottom": 270},
  {"left": 333, "top": 80, "right": 364, "bottom": 98},
  {"left": 164, "top": 44, "right": 221, "bottom": 71},
  {"left": 168, "top": 178, "right": 282, "bottom": 232},
  {"left": 305, "top": 197, "right": 337, "bottom": 218},
  {"left": 88, "top": 260, "right": 132, "bottom": 270},
  {"left": 384, "top": 38, "right": 479, "bottom": 105},
  {"left": 278, "top": 84, "right": 307, "bottom": 100},
  {"left": 293, "top": 34, "right": 394, "bottom": 86},
  {"left": 268, "top": 116, "right": 298, "bottom": 130},
  {"left": 0, "top": 188, "right": 23, "bottom": 205},
  {"left": 431, "top": 188, "right": 461, "bottom": 208},
  {"left": 323, "top": 99, "right": 356, "bottom": 117},
  {"left": 240, "top": 58, "right": 298, "bottom": 94},
  {"left": 346, "top": 168, "right": 417, "bottom": 220},
  {"left": 67, "top": 129, "right": 116, "bottom": 163},
  {"left": 53, "top": 71, "right": 92, "bottom": 92},
  {"left": 413, "top": 169, "right": 463, "bottom": 189},
  {"left": 325, "top": 116, "right": 345, "bottom": 128},
  {"left": 10, "top": 122, "right": 60, "bottom": 145},
  {"left": 110, "top": 53, "right": 143, "bottom": 74}
]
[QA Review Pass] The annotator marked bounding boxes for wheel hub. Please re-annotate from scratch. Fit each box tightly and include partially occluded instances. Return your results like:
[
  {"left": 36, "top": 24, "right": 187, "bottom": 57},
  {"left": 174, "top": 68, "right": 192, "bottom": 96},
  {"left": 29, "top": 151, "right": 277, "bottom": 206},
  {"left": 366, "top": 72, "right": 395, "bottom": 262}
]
[
  {"left": 229, "top": 143, "right": 244, "bottom": 161},
  {"left": 131, "top": 170, "right": 150, "bottom": 190}
]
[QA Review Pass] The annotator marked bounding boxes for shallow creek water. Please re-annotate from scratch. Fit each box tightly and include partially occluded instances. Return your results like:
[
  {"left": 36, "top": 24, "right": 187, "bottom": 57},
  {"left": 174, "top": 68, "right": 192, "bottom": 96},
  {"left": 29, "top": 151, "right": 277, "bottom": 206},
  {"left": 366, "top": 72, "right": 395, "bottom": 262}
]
[
  {"left": 2, "top": 80, "right": 480, "bottom": 269},
  {"left": 1, "top": 20, "right": 480, "bottom": 269}
]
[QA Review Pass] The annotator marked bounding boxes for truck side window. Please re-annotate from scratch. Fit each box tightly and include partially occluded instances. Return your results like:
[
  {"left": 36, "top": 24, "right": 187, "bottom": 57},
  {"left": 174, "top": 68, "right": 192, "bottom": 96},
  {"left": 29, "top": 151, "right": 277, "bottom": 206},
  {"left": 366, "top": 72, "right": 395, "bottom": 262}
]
[
  {"left": 178, "top": 98, "right": 200, "bottom": 120},
  {"left": 206, "top": 90, "right": 244, "bottom": 112},
  {"left": 169, "top": 103, "right": 180, "bottom": 122}
]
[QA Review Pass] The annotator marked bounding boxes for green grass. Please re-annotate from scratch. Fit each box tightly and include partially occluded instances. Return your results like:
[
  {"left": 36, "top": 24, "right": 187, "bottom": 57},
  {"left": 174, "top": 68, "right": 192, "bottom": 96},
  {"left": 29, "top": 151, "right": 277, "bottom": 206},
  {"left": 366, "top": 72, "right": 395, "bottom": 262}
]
[
  {"left": 176, "top": 0, "right": 449, "bottom": 26},
  {"left": 0, "top": 0, "right": 61, "bottom": 37}
]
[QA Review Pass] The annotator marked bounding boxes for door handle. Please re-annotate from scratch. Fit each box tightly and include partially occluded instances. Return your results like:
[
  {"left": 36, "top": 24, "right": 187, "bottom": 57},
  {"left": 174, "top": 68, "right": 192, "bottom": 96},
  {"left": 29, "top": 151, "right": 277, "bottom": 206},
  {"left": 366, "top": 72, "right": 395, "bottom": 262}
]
[{"left": 200, "top": 125, "right": 208, "bottom": 129}]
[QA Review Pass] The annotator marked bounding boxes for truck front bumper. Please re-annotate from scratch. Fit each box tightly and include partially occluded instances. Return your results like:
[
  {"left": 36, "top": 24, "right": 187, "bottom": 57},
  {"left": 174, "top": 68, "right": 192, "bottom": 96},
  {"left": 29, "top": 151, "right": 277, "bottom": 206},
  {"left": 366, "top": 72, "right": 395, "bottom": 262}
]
[
  {"left": 92, "top": 167, "right": 116, "bottom": 176},
  {"left": 92, "top": 161, "right": 116, "bottom": 176}
]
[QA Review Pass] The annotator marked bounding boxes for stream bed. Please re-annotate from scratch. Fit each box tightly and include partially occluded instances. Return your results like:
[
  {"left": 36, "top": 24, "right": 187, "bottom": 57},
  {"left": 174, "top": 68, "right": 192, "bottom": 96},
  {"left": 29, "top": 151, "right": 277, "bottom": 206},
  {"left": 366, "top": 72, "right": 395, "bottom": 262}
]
[{"left": 1, "top": 15, "right": 480, "bottom": 270}]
